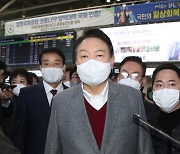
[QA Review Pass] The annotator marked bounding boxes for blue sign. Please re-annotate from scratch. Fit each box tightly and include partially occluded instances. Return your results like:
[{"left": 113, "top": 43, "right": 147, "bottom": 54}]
[{"left": 114, "top": 0, "right": 180, "bottom": 24}]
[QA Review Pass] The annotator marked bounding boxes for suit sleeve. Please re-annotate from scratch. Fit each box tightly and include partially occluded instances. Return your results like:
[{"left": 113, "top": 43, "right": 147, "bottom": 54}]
[
  {"left": 13, "top": 89, "right": 28, "bottom": 154},
  {"left": 2, "top": 100, "right": 14, "bottom": 118},
  {"left": 45, "top": 98, "right": 62, "bottom": 154},
  {"left": 136, "top": 93, "right": 155, "bottom": 154}
]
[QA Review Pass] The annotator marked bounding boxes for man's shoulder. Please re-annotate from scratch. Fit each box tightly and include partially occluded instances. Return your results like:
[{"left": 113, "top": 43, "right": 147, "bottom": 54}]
[
  {"left": 109, "top": 81, "right": 141, "bottom": 95},
  {"left": 59, "top": 85, "right": 81, "bottom": 96},
  {"left": 21, "top": 82, "right": 43, "bottom": 93},
  {"left": 53, "top": 85, "right": 81, "bottom": 103}
]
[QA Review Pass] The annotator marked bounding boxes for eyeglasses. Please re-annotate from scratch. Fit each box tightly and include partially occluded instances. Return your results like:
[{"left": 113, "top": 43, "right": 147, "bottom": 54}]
[{"left": 120, "top": 71, "right": 141, "bottom": 80}]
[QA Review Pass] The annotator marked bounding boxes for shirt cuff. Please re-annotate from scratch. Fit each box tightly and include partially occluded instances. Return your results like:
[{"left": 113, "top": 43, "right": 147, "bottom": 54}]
[{"left": 2, "top": 100, "right": 11, "bottom": 108}]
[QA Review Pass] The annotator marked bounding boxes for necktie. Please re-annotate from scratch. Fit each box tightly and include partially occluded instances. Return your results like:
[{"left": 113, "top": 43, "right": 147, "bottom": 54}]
[
  {"left": 50, "top": 89, "right": 57, "bottom": 96},
  {"left": 50, "top": 89, "right": 57, "bottom": 108}
]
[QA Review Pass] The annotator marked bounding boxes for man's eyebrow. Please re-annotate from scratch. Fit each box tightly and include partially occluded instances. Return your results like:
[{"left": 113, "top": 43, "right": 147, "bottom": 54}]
[
  {"left": 155, "top": 80, "right": 162, "bottom": 83},
  {"left": 168, "top": 80, "right": 176, "bottom": 82},
  {"left": 95, "top": 49, "right": 106, "bottom": 52}
]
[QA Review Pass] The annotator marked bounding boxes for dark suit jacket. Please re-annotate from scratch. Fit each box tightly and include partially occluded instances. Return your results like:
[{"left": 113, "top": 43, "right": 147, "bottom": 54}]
[
  {"left": 0, "top": 126, "right": 20, "bottom": 154},
  {"left": 13, "top": 81, "right": 68, "bottom": 154},
  {"left": 45, "top": 81, "right": 154, "bottom": 154}
]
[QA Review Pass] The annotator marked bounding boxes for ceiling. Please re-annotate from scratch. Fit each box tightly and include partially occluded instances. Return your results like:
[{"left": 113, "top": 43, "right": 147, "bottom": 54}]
[
  {"left": 0, "top": 0, "right": 103, "bottom": 21},
  {"left": 0, "top": 0, "right": 151, "bottom": 22}
]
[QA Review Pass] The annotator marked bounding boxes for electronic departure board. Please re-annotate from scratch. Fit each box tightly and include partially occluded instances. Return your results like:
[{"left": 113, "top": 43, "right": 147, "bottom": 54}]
[{"left": 0, "top": 30, "right": 76, "bottom": 67}]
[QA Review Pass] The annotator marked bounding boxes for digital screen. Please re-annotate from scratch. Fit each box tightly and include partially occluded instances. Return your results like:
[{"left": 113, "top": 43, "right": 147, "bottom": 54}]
[
  {"left": 0, "top": 30, "right": 76, "bottom": 67},
  {"left": 101, "top": 21, "right": 180, "bottom": 62}
]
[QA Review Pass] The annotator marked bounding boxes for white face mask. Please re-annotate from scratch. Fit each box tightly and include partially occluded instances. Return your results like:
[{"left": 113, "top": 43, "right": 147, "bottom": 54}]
[
  {"left": 63, "top": 81, "right": 70, "bottom": 87},
  {"left": 13, "top": 84, "right": 26, "bottom": 96},
  {"left": 153, "top": 89, "right": 180, "bottom": 113},
  {"left": 77, "top": 59, "right": 111, "bottom": 86},
  {"left": 40, "top": 67, "right": 64, "bottom": 84},
  {"left": 118, "top": 78, "right": 141, "bottom": 90}
]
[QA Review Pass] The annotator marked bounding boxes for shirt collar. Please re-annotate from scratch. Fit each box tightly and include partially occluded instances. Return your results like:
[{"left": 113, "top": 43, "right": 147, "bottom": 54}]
[
  {"left": 82, "top": 81, "right": 109, "bottom": 110},
  {"left": 43, "top": 80, "right": 63, "bottom": 94}
]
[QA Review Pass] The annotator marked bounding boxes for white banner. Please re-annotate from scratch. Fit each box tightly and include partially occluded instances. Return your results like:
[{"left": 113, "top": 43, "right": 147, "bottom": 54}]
[{"left": 5, "top": 8, "right": 114, "bottom": 36}]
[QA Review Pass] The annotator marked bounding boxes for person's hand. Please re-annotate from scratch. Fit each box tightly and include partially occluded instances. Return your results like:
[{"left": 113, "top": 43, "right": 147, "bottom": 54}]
[{"left": 0, "top": 88, "right": 14, "bottom": 104}]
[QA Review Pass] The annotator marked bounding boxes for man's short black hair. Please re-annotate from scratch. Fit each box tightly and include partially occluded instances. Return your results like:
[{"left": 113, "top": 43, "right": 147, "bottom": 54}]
[
  {"left": 75, "top": 28, "right": 114, "bottom": 58},
  {"left": 119, "top": 56, "right": 147, "bottom": 77},
  {"left": 38, "top": 47, "right": 65, "bottom": 65},
  {"left": 9, "top": 68, "right": 33, "bottom": 85},
  {"left": 152, "top": 63, "right": 180, "bottom": 86}
]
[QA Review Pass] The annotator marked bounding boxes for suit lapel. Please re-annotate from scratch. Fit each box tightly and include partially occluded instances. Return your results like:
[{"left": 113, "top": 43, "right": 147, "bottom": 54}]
[
  {"left": 36, "top": 82, "right": 51, "bottom": 115},
  {"left": 36, "top": 82, "right": 68, "bottom": 116},
  {"left": 70, "top": 85, "right": 99, "bottom": 153},
  {"left": 100, "top": 81, "right": 123, "bottom": 153}
]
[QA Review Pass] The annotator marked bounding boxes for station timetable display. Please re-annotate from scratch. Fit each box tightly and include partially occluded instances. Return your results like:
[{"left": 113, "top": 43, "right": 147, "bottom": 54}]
[{"left": 0, "top": 30, "right": 76, "bottom": 67}]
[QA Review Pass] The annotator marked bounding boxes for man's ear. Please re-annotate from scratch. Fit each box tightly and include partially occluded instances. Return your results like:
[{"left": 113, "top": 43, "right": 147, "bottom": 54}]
[
  {"left": 110, "top": 56, "right": 115, "bottom": 69},
  {"left": 63, "top": 65, "right": 66, "bottom": 72},
  {"left": 141, "top": 76, "right": 148, "bottom": 88},
  {"left": 39, "top": 65, "right": 42, "bottom": 71}
]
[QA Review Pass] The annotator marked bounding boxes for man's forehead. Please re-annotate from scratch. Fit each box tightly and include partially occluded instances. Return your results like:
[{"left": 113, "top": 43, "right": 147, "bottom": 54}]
[
  {"left": 42, "top": 56, "right": 62, "bottom": 61},
  {"left": 121, "top": 62, "right": 143, "bottom": 73}
]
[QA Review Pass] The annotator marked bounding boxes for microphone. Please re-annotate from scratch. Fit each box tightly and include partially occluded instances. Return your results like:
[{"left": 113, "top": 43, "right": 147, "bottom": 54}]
[{"left": 133, "top": 114, "right": 180, "bottom": 146}]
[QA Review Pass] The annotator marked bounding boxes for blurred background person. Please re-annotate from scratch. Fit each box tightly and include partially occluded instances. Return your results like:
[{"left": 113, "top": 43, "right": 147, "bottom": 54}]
[
  {"left": 150, "top": 63, "right": 180, "bottom": 154},
  {"left": 62, "top": 68, "right": 71, "bottom": 87},
  {"left": 109, "top": 67, "right": 119, "bottom": 82},
  {"left": 0, "top": 61, "right": 14, "bottom": 134},
  {"left": 69, "top": 67, "right": 81, "bottom": 87},
  {"left": 29, "top": 72, "right": 40, "bottom": 84},
  {"left": 2, "top": 68, "right": 32, "bottom": 140}
]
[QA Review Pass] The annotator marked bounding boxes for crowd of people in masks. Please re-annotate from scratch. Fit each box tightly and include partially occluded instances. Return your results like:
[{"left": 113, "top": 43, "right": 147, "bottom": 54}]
[{"left": 0, "top": 28, "right": 179, "bottom": 154}]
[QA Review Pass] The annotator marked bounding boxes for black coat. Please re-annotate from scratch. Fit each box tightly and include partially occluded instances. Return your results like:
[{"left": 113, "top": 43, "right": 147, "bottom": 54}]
[
  {"left": 13, "top": 82, "right": 68, "bottom": 154},
  {"left": 0, "top": 126, "right": 20, "bottom": 154},
  {"left": 149, "top": 108, "right": 180, "bottom": 154}
]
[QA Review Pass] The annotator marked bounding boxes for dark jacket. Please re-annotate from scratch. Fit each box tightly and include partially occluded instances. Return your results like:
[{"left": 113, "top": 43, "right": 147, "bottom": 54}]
[
  {"left": 149, "top": 108, "right": 180, "bottom": 154},
  {"left": 2, "top": 96, "right": 18, "bottom": 140},
  {"left": 0, "top": 126, "right": 20, "bottom": 154},
  {"left": 13, "top": 82, "right": 68, "bottom": 154}
]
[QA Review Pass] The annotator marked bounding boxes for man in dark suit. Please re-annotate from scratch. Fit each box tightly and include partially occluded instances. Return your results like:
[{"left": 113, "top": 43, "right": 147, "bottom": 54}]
[
  {"left": 45, "top": 29, "right": 154, "bottom": 153},
  {"left": 117, "top": 56, "right": 160, "bottom": 120},
  {"left": 13, "top": 48, "right": 68, "bottom": 154},
  {"left": 0, "top": 126, "right": 20, "bottom": 154}
]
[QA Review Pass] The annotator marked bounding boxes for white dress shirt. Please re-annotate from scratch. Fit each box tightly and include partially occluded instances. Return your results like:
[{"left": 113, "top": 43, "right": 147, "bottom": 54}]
[
  {"left": 43, "top": 80, "right": 63, "bottom": 105},
  {"left": 82, "top": 82, "right": 109, "bottom": 110}
]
